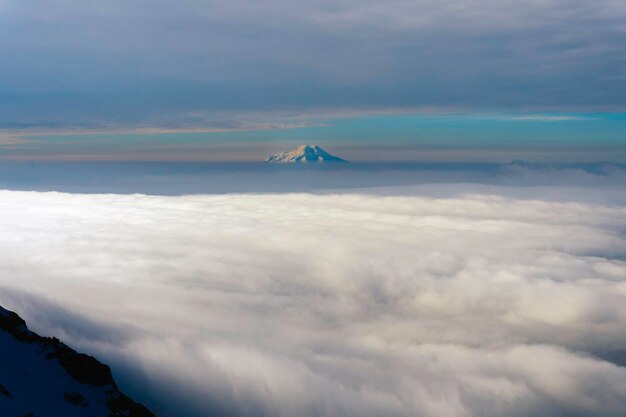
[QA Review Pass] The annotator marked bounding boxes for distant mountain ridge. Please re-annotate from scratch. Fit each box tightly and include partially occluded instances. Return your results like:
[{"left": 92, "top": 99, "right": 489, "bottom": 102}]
[
  {"left": 0, "top": 305, "right": 154, "bottom": 417},
  {"left": 266, "top": 145, "right": 347, "bottom": 163}
]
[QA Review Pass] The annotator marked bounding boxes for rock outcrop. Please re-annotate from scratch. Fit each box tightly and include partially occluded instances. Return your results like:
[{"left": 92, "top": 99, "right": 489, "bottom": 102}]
[{"left": 0, "top": 305, "right": 155, "bottom": 417}]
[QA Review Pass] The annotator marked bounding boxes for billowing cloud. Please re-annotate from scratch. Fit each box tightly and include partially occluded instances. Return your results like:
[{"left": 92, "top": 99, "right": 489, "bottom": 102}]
[{"left": 0, "top": 186, "right": 625, "bottom": 416}]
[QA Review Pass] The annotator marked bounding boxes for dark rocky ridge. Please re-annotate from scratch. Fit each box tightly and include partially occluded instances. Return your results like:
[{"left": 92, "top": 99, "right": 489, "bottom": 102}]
[{"left": 0, "top": 305, "right": 155, "bottom": 417}]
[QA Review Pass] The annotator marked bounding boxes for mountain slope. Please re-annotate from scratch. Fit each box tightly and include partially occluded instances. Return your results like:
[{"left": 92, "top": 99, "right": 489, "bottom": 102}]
[
  {"left": 0, "top": 305, "right": 154, "bottom": 417},
  {"left": 266, "top": 145, "right": 347, "bottom": 163}
]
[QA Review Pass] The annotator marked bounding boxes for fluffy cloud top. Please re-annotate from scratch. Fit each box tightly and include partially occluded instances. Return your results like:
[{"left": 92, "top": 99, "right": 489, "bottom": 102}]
[{"left": 0, "top": 189, "right": 625, "bottom": 416}]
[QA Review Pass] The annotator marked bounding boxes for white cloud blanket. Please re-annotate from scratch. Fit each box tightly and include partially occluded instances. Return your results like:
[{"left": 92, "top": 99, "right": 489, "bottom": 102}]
[{"left": 0, "top": 189, "right": 625, "bottom": 416}]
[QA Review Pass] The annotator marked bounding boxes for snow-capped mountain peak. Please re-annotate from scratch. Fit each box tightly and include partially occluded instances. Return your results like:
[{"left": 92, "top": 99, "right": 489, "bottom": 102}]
[{"left": 266, "top": 145, "right": 347, "bottom": 163}]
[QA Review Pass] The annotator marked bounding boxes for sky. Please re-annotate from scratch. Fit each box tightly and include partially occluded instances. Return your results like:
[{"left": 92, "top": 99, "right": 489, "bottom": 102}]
[
  {"left": 0, "top": 0, "right": 625, "bottom": 162},
  {"left": 1, "top": 112, "right": 626, "bottom": 162}
]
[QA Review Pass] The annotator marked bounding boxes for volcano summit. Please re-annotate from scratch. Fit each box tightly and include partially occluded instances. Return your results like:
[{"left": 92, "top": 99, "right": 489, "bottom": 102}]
[{"left": 266, "top": 145, "right": 347, "bottom": 163}]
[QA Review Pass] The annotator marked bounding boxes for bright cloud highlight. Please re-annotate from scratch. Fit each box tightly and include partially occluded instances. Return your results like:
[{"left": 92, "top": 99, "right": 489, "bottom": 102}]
[{"left": 0, "top": 189, "right": 625, "bottom": 416}]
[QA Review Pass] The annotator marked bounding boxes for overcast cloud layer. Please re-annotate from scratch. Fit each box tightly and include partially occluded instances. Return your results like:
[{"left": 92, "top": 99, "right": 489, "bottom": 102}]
[
  {"left": 0, "top": 186, "right": 625, "bottom": 416},
  {"left": 1, "top": 0, "right": 626, "bottom": 126}
]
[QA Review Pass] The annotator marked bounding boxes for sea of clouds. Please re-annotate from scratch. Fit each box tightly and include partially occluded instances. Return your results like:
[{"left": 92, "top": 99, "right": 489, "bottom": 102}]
[{"left": 1, "top": 182, "right": 626, "bottom": 416}]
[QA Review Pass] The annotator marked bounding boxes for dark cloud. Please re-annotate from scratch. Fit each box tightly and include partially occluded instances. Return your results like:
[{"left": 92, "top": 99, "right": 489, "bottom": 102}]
[
  {"left": 0, "top": 161, "right": 625, "bottom": 195},
  {"left": 1, "top": 0, "right": 625, "bottom": 126}
]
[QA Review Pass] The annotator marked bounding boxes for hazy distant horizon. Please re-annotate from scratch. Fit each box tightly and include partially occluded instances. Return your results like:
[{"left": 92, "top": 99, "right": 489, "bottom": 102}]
[{"left": 2, "top": 112, "right": 626, "bottom": 163}]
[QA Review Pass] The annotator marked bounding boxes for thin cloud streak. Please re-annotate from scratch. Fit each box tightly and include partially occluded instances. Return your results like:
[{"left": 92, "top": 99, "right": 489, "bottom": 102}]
[{"left": 507, "top": 115, "right": 591, "bottom": 121}]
